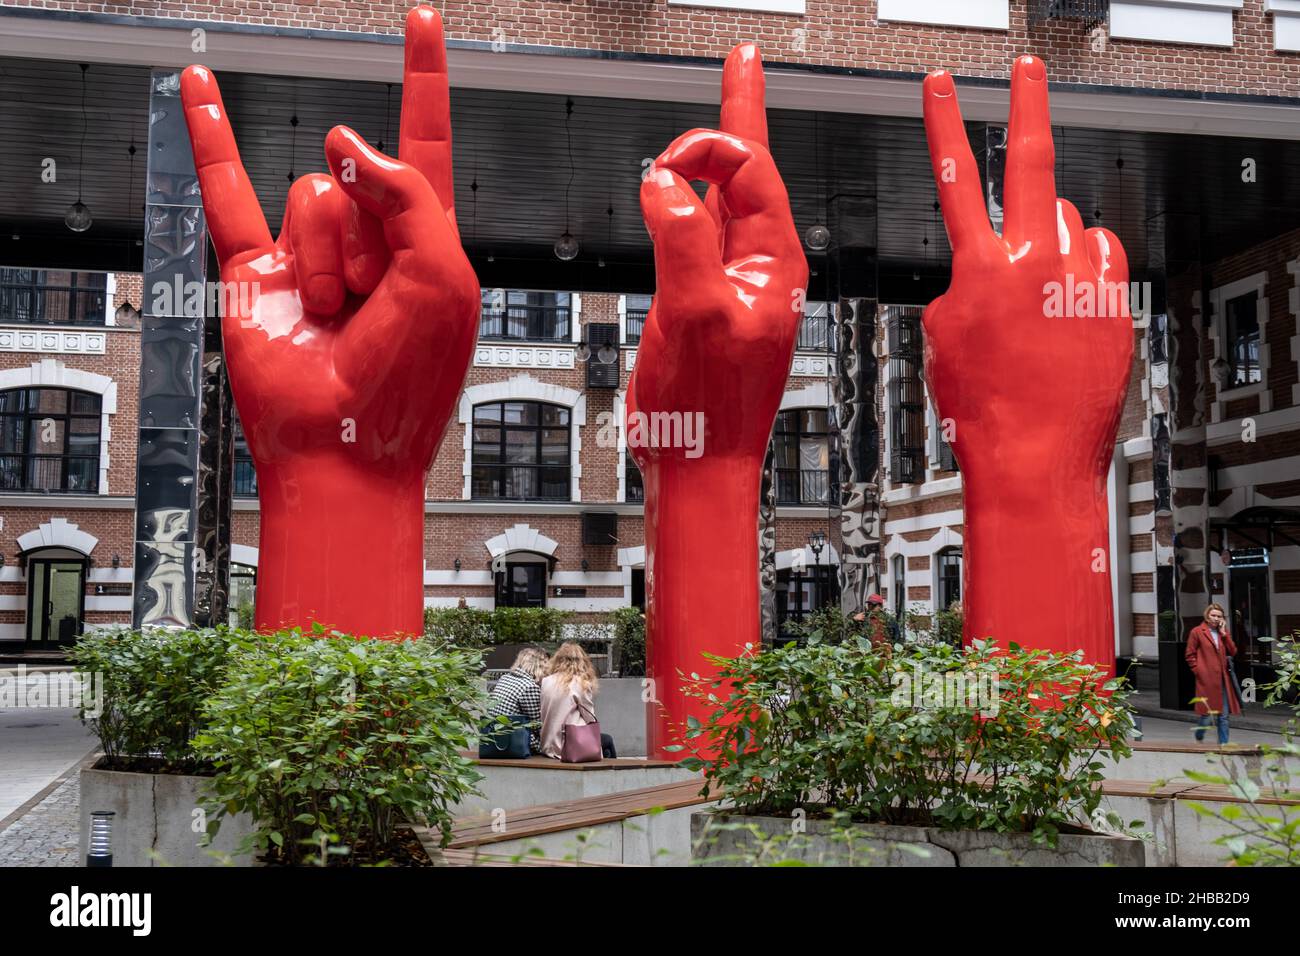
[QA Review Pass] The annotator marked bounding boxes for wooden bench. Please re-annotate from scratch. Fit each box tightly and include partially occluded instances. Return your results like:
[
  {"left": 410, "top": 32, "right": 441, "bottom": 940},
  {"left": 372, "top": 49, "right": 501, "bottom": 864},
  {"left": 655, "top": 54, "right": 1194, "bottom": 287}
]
[{"left": 445, "top": 778, "right": 719, "bottom": 850}]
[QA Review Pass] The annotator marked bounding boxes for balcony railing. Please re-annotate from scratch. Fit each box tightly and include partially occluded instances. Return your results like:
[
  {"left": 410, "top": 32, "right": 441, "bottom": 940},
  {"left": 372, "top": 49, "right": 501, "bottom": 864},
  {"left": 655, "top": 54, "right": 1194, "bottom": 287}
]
[
  {"left": 0, "top": 270, "right": 108, "bottom": 327},
  {"left": 797, "top": 311, "right": 832, "bottom": 351},
  {"left": 479, "top": 304, "right": 571, "bottom": 342},
  {"left": 776, "top": 468, "right": 831, "bottom": 506},
  {"left": 625, "top": 309, "right": 648, "bottom": 345}
]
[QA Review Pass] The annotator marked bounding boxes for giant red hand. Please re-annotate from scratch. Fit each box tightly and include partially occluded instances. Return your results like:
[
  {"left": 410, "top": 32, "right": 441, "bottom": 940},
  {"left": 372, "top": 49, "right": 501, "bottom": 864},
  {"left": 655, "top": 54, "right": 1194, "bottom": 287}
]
[
  {"left": 630, "top": 44, "right": 807, "bottom": 757},
  {"left": 181, "top": 7, "right": 478, "bottom": 637},
  {"left": 922, "top": 56, "right": 1133, "bottom": 670}
]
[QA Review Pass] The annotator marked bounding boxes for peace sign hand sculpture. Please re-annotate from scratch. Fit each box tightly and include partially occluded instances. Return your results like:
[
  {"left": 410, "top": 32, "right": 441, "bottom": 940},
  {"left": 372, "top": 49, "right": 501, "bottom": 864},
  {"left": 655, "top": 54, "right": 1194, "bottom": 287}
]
[
  {"left": 629, "top": 44, "right": 808, "bottom": 757},
  {"left": 181, "top": 7, "right": 479, "bottom": 637},
  {"left": 921, "top": 56, "right": 1134, "bottom": 669}
]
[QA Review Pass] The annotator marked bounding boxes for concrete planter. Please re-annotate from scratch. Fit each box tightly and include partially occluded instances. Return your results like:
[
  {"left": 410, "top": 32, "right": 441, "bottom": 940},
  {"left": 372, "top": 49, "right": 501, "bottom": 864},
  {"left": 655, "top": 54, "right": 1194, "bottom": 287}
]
[
  {"left": 79, "top": 760, "right": 256, "bottom": 867},
  {"left": 691, "top": 811, "right": 1146, "bottom": 867}
]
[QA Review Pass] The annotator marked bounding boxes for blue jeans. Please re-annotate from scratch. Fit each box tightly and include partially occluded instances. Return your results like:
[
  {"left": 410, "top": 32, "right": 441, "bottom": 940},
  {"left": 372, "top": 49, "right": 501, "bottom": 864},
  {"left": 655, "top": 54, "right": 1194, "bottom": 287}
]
[{"left": 1195, "top": 675, "right": 1232, "bottom": 744}]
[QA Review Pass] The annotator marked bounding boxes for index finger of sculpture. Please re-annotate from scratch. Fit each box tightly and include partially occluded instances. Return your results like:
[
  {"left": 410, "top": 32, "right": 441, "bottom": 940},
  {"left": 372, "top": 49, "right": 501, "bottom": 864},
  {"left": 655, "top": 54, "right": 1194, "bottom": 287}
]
[
  {"left": 180, "top": 65, "right": 272, "bottom": 268},
  {"left": 1085, "top": 226, "right": 1129, "bottom": 289},
  {"left": 922, "top": 70, "right": 994, "bottom": 258},
  {"left": 1003, "top": 55, "right": 1058, "bottom": 253},
  {"left": 641, "top": 163, "right": 726, "bottom": 329},
  {"left": 400, "top": 5, "right": 458, "bottom": 236},
  {"left": 325, "top": 126, "right": 447, "bottom": 254},
  {"left": 657, "top": 129, "right": 800, "bottom": 269}
]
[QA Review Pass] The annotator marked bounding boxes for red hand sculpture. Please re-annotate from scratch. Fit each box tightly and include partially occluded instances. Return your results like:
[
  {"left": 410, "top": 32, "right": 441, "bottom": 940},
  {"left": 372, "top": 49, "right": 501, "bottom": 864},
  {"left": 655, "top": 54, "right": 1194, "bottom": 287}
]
[
  {"left": 181, "top": 7, "right": 478, "bottom": 637},
  {"left": 630, "top": 44, "right": 808, "bottom": 758},
  {"left": 922, "top": 56, "right": 1133, "bottom": 671}
]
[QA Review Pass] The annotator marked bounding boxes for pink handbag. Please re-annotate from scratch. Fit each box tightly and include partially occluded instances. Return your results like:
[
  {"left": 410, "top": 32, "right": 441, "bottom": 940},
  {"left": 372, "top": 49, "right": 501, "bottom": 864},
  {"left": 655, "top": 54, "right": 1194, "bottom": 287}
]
[{"left": 561, "top": 697, "right": 603, "bottom": 763}]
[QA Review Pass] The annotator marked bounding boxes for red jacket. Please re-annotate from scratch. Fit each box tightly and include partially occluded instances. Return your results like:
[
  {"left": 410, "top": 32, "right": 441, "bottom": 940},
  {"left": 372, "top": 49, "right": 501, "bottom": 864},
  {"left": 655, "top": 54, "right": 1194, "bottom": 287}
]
[{"left": 1185, "top": 622, "right": 1242, "bottom": 716}]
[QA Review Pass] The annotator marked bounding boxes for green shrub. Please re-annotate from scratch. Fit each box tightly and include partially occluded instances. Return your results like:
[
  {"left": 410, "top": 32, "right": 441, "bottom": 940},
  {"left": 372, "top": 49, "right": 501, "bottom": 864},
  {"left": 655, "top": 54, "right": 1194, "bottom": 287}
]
[
  {"left": 423, "top": 607, "right": 495, "bottom": 649},
  {"left": 71, "top": 626, "right": 241, "bottom": 772},
  {"left": 424, "top": 606, "right": 577, "bottom": 650},
  {"left": 677, "top": 636, "right": 1133, "bottom": 844},
  {"left": 610, "top": 606, "right": 646, "bottom": 676},
  {"left": 195, "top": 627, "right": 484, "bottom": 865}
]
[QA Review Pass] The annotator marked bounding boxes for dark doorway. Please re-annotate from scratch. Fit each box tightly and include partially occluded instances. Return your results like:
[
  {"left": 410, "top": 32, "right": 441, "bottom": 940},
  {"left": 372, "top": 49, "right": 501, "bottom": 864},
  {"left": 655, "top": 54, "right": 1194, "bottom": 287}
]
[
  {"left": 1228, "top": 558, "right": 1272, "bottom": 682},
  {"left": 495, "top": 562, "right": 547, "bottom": 608},
  {"left": 776, "top": 564, "right": 839, "bottom": 641},
  {"left": 631, "top": 568, "right": 645, "bottom": 610},
  {"left": 26, "top": 557, "right": 86, "bottom": 648}
]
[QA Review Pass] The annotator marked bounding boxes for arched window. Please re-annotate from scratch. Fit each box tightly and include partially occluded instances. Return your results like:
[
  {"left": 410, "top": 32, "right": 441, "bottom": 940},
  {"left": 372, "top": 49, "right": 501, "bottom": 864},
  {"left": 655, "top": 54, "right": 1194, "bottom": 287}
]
[
  {"left": 774, "top": 408, "right": 831, "bottom": 505},
  {"left": 0, "top": 388, "right": 102, "bottom": 493},
  {"left": 471, "top": 401, "right": 570, "bottom": 500}
]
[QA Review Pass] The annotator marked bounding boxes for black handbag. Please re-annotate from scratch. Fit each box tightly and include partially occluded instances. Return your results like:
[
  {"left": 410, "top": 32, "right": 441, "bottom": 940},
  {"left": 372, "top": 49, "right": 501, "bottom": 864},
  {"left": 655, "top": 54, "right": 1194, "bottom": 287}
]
[{"left": 479, "top": 714, "right": 531, "bottom": 759}]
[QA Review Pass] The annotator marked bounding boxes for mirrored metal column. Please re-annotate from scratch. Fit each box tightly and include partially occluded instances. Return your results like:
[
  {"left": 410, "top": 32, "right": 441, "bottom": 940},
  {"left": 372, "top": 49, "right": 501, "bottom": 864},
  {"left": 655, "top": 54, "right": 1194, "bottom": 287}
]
[
  {"left": 132, "top": 69, "right": 207, "bottom": 628},
  {"left": 830, "top": 193, "right": 880, "bottom": 611}
]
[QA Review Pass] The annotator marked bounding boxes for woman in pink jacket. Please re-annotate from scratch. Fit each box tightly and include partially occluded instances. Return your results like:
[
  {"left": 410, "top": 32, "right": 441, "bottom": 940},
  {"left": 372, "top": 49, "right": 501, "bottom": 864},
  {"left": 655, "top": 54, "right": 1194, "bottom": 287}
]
[
  {"left": 539, "top": 642, "right": 617, "bottom": 760},
  {"left": 1185, "top": 603, "right": 1242, "bottom": 744}
]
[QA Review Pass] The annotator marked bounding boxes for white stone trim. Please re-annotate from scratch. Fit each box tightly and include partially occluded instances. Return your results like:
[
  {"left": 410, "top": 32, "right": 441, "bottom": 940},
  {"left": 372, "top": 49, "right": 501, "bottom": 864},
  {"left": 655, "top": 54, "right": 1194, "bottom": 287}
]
[
  {"left": 0, "top": 358, "right": 117, "bottom": 494},
  {"left": 614, "top": 391, "right": 628, "bottom": 503},
  {"left": 105, "top": 272, "right": 117, "bottom": 326},
  {"left": 668, "top": 0, "right": 804, "bottom": 13},
  {"left": 789, "top": 353, "right": 836, "bottom": 378},
  {"left": 617, "top": 545, "right": 646, "bottom": 569},
  {"left": 0, "top": 327, "right": 107, "bottom": 355},
  {"left": 571, "top": 293, "right": 582, "bottom": 344},
  {"left": 1110, "top": 0, "right": 1243, "bottom": 48},
  {"left": 880, "top": 525, "right": 965, "bottom": 619},
  {"left": 231, "top": 543, "right": 259, "bottom": 567},
  {"left": 931, "top": 542, "right": 964, "bottom": 616},
  {"left": 1208, "top": 271, "right": 1269, "bottom": 422},
  {"left": 877, "top": 0, "right": 1008, "bottom": 30},
  {"left": 775, "top": 544, "right": 840, "bottom": 572},
  {"left": 1265, "top": 0, "right": 1300, "bottom": 50},
  {"left": 17, "top": 517, "right": 98, "bottom": 556},
  {"left": 458, "top": 374, "right": 586, "bottom": 501},
  {"left": 426, "top": 596, "right": 495, "bottom": 610},
  {"left": 472, "top": 345, "right": 576, "bottom": 370},
  {"left": 780, "top": 381, "right": 830, "bottom": 410},
  {"left": 485, "top": 523, "right": 560, "bottom": 561},
  {"left": 625, "top": 349, "right": 637, "bottom": 372}
]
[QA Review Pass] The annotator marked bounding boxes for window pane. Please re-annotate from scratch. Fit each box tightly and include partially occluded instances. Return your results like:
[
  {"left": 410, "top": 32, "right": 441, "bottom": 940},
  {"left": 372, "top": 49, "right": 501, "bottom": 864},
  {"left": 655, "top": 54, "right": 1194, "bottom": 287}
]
[
  {"left": 28, "top": 418, "right": 66, "bottom": 454},
  {"left": 33, "top": 389, "right": 68, "bottom": 415},
  {"left": 70, "top": 392, "right": 100, "bottom": 414},
  {"left": 28, "top": 457, "right": 62, "bottom": 492},
  {"left": 473, "top": 403, "right": 502, "bottom": 423},
  {"left": 502, "top": 402, "right": 538, "bottom": 426},
  {"left": 504, "top": 430, "right": 538, "bottom": 464},
  {"left": 471, "top": 465, "right": 500, "bottom": 499},
  {"left": 0, "top": 416, "right": 23, "bottom": 454},
  {"left": 540, "top": 430, "right": 568, "bottom": 465},
  {"left": 802, "top": 408, "right": 829, "bottom": 433},
  {"left": 539, "top": 467, "right": 569, "bottom": 500},
  {"left": 66, "top": 458, "right": 96, "bottom": 492},
  {"left": 503, "top": 466, "right": 536, "bottom": 499},
  {"left": 67, "top": 420, "right": 99, "bottom": 456},
  {"left": 541, "top": 404, "right": 569, "bottom": 427}
]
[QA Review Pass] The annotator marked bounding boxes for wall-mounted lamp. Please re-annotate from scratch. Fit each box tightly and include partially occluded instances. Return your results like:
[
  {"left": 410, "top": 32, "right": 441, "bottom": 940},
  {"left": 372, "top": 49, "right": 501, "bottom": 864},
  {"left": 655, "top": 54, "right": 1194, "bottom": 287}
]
[
  {"left": 0, "top": 553, "right": 6, "bottom": 567},
  {"left": 581, "top": 558, "right": 589, "bottom": 572},
  {"left": 111, "top": 553, "right": 120, "bottom": 569},
  {"left": 453, "top": 557, "right": 461, "bottom": 572}
]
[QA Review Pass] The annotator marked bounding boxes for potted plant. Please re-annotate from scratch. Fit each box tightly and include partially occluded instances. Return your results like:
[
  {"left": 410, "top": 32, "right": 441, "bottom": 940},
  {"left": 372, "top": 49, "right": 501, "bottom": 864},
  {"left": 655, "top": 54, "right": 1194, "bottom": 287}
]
[
  {"left": 679, "top": 635, "right": 1146, "bottom": 867},
  {"left": 73, "top": 626, "right": 257, "bottom": 866}
]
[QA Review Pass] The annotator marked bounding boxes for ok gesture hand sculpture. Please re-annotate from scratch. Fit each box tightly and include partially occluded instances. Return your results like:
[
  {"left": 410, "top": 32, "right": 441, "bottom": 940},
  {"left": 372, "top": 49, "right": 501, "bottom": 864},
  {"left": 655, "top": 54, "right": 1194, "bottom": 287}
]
[
  {"left": 181, "top": 7, "right": 479, "bottom": 636},
  {"left": 922, "top": 57, "right": 1133, "bottom": 669},
  {"left": 630, "top": 44, "right": 807, "bottom": 757}
]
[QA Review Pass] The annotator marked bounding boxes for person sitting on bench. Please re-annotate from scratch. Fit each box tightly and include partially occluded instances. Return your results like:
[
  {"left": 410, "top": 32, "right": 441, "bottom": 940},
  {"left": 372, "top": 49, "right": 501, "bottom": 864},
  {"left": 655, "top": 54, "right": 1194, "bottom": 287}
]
[
  {"left": 487, "top": 647, "right": 549, "bottom": 754},
  {"left": 540, "top": 641, "right": 617, "bottom": 760}
]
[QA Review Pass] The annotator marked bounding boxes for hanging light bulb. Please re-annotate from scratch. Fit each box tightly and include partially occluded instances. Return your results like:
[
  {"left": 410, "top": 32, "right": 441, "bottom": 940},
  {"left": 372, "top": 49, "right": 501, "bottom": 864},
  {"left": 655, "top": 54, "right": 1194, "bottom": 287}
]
[
  {"left": 596, "top": 342, "right": 617, "bottom": 364},
  {"left": 804, "top": 223, "right": 830, "bottom": 252},
  {"left": 65, "top": 64, "right": 92, "bottom": 233},
  {"left": 554, "top": 232, "right": 580, "bottom": 261}
]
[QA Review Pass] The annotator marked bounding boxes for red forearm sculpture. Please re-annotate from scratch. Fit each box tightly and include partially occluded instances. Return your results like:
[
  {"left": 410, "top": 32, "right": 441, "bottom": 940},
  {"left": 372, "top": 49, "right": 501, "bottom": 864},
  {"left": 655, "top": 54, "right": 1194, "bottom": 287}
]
[
  {"left": 921, "top": 57, "right": 1133, "bottom": 671},
  {"left": 630, "top": 44, "right": 808, "bottom": 758},
  {"left": 180, "top": 7, "right": 479, "bottom": 637}
]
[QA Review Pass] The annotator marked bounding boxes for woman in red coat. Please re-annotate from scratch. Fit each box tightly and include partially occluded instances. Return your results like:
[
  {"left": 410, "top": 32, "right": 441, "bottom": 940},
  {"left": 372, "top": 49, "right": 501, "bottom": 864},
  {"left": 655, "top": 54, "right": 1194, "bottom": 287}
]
[{"left": 1185, "top": 603, "right": 1242, "bottom": 744}]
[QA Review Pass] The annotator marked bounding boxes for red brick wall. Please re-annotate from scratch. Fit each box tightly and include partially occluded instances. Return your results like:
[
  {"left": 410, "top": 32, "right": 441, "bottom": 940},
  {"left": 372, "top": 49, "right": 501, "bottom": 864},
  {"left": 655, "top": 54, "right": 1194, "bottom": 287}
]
[{"left": 10, "top": 1, "right": 1300, "bottom": 97}]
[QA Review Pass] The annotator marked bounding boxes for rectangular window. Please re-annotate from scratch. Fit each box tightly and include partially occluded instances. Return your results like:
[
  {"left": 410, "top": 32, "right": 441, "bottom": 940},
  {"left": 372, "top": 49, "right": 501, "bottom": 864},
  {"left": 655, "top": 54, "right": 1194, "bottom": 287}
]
[
  {"left": 0, "top": 388, "right": 101, "bottom": 493},
  {"left": 495, "top": 562, "right": 547, "bottom": 608},
  {"left": 774, "top": 408, "right": 831, "bottom": 505},
  {"left": 479, "top": 290, "right": 571, "bottom": 342},
  {"left": 1224, "top": 291, "right": 1262, "bottom": 387},
  {"left": 625, "top": 449, "right": 644, "bottom": 503},
  {"left": 624, "top": 294, "right": 651, "bottom": 346},
  {"left": 0, "top": 269, "right": 108, "bottom": 326},
  {"left": 471, "top": 401, "right": 570, "bottom": 501},
  {"left": 937, "top": 549, "right": 962, "bottom": 612},
  {"left": 797, "top": 301, "right": 833, "bottom": 351},
  {"left": 887, "top": 307, "right": 925, "bottom": 485}
]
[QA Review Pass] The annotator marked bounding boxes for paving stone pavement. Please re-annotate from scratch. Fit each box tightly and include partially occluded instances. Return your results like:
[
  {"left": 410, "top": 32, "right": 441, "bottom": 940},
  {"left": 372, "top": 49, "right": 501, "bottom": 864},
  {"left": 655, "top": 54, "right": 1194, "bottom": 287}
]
[{"left": 0, "top": 772, "right": 81, "bottom": 867}]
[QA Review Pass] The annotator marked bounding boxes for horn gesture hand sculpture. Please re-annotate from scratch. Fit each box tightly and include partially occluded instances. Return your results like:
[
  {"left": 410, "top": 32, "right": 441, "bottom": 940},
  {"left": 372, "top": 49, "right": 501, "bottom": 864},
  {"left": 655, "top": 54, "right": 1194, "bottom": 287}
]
[
  {"left": 630, "top": 44, "right": 808, "bottom": 758},
  {"left": 180, "top": 7, "right": 479, "bottom": 637},
  {"left": 921, "top": 56, "right": 1134, "bottom": 671}
]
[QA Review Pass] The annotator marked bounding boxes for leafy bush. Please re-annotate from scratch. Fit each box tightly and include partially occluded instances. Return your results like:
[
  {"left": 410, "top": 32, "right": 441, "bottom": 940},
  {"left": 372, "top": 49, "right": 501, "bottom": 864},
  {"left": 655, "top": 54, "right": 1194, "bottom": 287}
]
[
  {"left": 423, "top": 607, "right": 495, "bottom": 649},
  {"left": 677, "top": 636, "right": 1133, "bottom": 843},
  {"left": 611, "top": 606, "right": 646, "bottom": 676},
  {"left": 424, "top": 606, "right": 573, "bottom": 649},
  {"left": 71, "top": 626, "right": 240, "bottom": 772},
  {"left": 195, "top": 627, "right": 484, "bottom": 866}
]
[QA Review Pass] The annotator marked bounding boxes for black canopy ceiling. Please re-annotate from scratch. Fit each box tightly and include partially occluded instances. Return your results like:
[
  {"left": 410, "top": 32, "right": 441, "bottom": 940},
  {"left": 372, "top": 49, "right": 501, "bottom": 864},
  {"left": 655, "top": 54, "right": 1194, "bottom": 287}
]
[{"left": 3, "top": 53, "right": 1300, "bottom": 296}]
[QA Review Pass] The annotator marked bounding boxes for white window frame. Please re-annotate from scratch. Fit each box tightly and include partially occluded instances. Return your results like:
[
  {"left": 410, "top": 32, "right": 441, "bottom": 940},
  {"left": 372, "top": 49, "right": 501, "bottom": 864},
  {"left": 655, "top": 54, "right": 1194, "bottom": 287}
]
[
  {"left": 1208, "top": 271, "right": 1269, "bottom": 421},
  {"left": 1110, "top": 0, "right": 1243, "bottom": 48},
  {"left": 877, "top": 0, "right": 1009, "bottom": 30}
]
